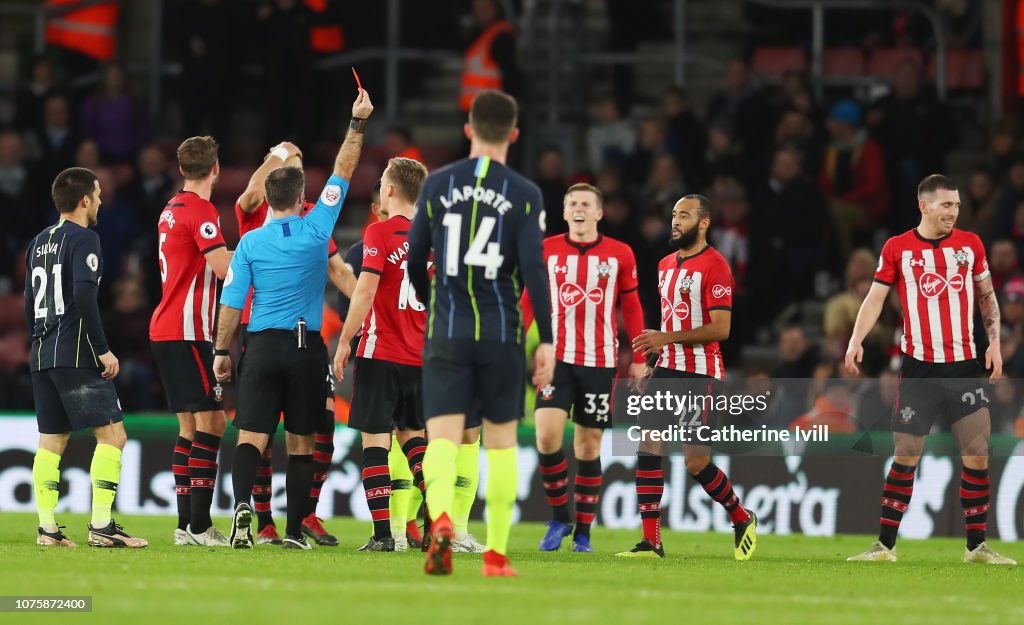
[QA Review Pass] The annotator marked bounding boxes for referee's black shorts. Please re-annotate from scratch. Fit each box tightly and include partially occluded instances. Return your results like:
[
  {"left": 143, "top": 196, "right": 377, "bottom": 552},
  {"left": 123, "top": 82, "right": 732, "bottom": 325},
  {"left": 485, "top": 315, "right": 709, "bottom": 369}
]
[
  {"left": 422, "top": 338, "right": 525, "bottom": 424},
  {"left": 235, "top": 329, "right": 328, "bottom": 436}
]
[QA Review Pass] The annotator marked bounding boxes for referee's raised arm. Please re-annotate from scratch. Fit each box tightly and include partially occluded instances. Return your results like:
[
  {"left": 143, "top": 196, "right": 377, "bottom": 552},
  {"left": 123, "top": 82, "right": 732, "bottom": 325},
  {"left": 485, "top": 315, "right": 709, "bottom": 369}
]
[{"left": 305, "top": 89, "right": 375, "bottom": 243}]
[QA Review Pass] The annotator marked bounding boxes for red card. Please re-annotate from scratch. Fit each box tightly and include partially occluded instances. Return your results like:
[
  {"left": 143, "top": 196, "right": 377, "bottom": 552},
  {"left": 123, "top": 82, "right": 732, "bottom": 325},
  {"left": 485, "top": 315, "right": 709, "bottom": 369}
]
[{"left": 351, "top": 67, "right": 363, "bottom": 92}]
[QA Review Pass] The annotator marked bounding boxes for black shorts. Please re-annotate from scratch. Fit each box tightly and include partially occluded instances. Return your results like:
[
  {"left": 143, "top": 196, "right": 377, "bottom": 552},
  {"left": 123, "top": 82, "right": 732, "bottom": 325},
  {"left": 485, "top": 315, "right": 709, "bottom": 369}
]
[
  {"left": 634, "top": 368, "right": 722, "bottom": 436},
  {"left": 242, "top": 324, "right": 335, "bottom": 401},
  {"left": 235, "top": 329, "right": 328, "bottom": 435},
  {"left": 893, "top": 356, "right": 989, "bottom": 436},
  {"left": 422, "top": 339, "right": 525, "bottom": 424},
  {"left": 151, "top": 340, "right": 222, "bottom": 413},
  {"left": 536, "top": 361, "right": 615, "bottom": 429},
  {"left": 348, "top": 357, "right": 424, "bottom": 434},
  {"left": 32, "top": 368, "right": 123, "bottom": 434}
]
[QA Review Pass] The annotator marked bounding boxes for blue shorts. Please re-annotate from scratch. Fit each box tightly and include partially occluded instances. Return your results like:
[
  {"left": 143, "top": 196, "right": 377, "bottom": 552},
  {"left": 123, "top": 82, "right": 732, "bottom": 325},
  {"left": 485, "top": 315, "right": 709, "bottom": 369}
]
[
  {"left": 422, "top": 339, "right": 525, "bottom": 425},
  {"left": 32, "top": 368, "right": 123, "bottom": 434}
]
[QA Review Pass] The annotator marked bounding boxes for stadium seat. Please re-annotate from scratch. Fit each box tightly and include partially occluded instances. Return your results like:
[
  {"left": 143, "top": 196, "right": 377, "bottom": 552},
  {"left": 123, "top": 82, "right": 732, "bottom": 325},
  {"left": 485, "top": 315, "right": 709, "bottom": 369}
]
[
  {"left": 752, "top": 47, "right": 807, "bottom": 78},
  {"left": 823, "top": 48, "right": 865, "bottom": 78},
  {"left": 866, "top": 48, "right": 925, "bottom": 82},
  {"left": 928, "top": 49, "right": 985, "bottom": 91}
]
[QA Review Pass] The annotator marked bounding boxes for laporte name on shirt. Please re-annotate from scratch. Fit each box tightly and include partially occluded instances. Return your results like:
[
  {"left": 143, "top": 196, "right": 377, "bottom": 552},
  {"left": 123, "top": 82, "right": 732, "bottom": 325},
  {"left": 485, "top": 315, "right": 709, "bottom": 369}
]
[{"left": 437, "top": 184, "right": 514, "bottom": 214}]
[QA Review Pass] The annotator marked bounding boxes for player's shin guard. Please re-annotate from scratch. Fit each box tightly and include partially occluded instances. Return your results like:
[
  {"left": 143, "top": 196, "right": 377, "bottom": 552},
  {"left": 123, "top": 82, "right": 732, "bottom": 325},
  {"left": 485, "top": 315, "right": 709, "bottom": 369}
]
[
  {"left": 423, "top": 439, "right": 458, "bottom": 520},
  {"left": 189, "top": 432, "right": 221, "bottom": 533},
  {"left": 452, "top": 440, "right": 480, "bottom": 533},
  {"left": 389, "top": 442, "right": 413, "bottom": 536},
  {"left": 172, "top": 437, "right": 192, "bottom": 531},
  {"left": 362, "top": 446, "right": 392, "bottom": 538},
  {"left": 232, "top": 443, "right": 262, "bottom": 508},
  {"left": 961, "top": 467, "right": 990, "bottom": 551},
  {"left": 33, "top": 448, "right": 61, "bottom": 531},
  {"left": 286, "top": 454, "right": 314, "bottom": 538},
  {"left": 574, "top": 458, "right": 602, "bottom": 537},
  {"left": 485, "top": 447, "right": 518, "bottom": 555},
  {"left": 636, "top": 454, "right": 664, "bottom": 547},
  {"left": 538, "top": 450, "right": 571, "bottom": 524},
  {"left": 90, "top": 444, "right": 122, "bottom": 528},
  {"left": 692, "top": 462, "right": 750, "bottom": 524},
  {"left": 253, "top": 444, "right": 274, "bottom": 531},
  {"left": 310, "top": 416, "right": 334, "bottom": 515},
  {"left": 878, "top": 462, "right": 917, "bottom": 549}
]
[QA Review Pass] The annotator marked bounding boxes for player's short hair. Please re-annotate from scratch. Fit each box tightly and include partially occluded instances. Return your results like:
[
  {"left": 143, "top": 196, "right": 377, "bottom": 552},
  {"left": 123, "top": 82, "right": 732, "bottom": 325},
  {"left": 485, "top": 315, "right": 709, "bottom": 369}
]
[
  {"left": 917, "top": 174, "right": 958, "bottom": 198},
  {"left": 385, "top": 157, "right": 428, "bottom": 204},
  {"left": 177, "top": 136, "right": 219, "bottom": 180},
  {"left": 265, "top": 166, "right": 305, "bottom": 211},
  {"left": 679, "top": 193, "right": 714, "bottom": 221},
  {"left": 469, "top": 90, "right": 518, "bottom": 143},
  {"left": 564, "top": 182, "right": 603, "bottom": 207},
  {"left": 52, "top": 167, "right": 98, "bottom": 214}
]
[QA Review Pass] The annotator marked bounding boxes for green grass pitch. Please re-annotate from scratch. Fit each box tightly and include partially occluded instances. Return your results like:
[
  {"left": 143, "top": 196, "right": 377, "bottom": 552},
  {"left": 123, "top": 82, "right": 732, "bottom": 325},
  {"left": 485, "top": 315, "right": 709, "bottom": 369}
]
[{"left": 0, "top": 513, "right": 1021, "bottom": 625}]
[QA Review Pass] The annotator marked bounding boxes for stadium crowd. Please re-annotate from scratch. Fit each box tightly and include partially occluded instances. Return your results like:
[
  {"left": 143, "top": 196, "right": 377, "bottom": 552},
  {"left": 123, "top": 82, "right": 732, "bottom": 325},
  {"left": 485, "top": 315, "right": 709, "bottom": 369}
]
[{"left": 1, "top": 0, "right": 1022, "bottom": 439}]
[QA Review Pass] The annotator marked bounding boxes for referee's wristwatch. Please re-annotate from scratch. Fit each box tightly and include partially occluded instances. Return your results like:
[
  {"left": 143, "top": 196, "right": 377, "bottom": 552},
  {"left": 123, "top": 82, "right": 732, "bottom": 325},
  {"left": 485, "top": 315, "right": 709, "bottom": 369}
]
[{"left": 214, "top": 348, "right": 230, "bottom": 357}]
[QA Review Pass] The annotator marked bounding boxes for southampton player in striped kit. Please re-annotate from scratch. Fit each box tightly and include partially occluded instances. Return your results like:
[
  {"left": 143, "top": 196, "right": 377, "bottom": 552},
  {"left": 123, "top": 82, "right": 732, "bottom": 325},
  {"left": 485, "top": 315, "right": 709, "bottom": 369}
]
[
  {"left": 619, "top": 195, "right": 758, "bottom": 560},
  {"left": 846, "top": 175, "right": 1016, "bottom": 565},
  {"left": 521, "top": 183, "right": 646, "bottom": 552},
  {"left": 235, "top": 141, "right": 356, "bottom": 546},
  {"left": 150, "top": 136, "right": 233, "bottom": 547}
]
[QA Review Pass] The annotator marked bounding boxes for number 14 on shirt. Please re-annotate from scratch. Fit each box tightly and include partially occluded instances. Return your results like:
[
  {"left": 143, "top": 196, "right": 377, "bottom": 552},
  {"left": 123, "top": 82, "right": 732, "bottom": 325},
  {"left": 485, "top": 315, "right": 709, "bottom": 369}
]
[{"left": 442, "top": 213, "right": 504, "bottom": 279}]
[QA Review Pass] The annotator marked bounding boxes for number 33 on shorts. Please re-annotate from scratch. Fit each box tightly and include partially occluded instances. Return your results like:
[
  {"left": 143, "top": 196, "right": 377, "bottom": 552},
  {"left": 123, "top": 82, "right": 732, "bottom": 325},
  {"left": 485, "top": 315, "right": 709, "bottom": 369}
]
[{"left": 584, "top": 392, "right": 610, "bottom": 422}]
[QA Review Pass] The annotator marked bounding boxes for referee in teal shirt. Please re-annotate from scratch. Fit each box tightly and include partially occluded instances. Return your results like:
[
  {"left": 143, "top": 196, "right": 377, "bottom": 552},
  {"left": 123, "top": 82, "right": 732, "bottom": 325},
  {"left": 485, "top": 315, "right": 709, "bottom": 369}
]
[{"left": 213, "top": 89, "right": 374, "bottom": 550}]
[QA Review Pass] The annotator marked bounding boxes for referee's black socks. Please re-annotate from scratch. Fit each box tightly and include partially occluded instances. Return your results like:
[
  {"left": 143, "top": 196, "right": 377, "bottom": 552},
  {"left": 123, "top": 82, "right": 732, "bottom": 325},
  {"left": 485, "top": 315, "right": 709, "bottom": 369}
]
[
  {"left": 189, "top": 432, "right": 221, "bottom": 534},
  {"left": 286, "top": 454, "right": 315, "bottom": 538},
  {"left": 232, "top": 443, "right": 262, "bottom": 510}
]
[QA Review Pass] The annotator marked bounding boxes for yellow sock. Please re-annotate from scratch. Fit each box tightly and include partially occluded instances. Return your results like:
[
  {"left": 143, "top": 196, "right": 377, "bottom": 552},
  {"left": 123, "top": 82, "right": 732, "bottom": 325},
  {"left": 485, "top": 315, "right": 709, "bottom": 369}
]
[
  {"left": 33, "top": 449, "right": 61, "bottom": 531},
  {"left": 452, "top": 440, "right": 480, "bottom": 534},
  {"left": 422, "top": 439, "right": 458, "bottom": 520},
  {"left": 90, "top": 444, "right": 122, "bottom": 528},
  {"left": 408, "top": 476, "right": 423, "bottom": 522},
  {"left": 485, "top": 447, "right": 518, "bottom": 555},
  {"left": 389, "top": 440, "right": 412, "bottom": 536}
]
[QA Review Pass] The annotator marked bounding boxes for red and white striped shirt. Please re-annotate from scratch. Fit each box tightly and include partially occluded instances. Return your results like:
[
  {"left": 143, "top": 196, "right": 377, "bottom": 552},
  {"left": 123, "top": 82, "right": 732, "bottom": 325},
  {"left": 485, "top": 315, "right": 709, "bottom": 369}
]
[
  {"left": 656, "top": 246, "right": 733, "bottom": 379},
  {"left": 149, "top": 191, "right": 226, "bottom": 342},
  {"left": 874, "top": 228, "right": 990, "bottom": 363},
  {"left": 522, "top": 234, "right": 645, "bottom": 368}
]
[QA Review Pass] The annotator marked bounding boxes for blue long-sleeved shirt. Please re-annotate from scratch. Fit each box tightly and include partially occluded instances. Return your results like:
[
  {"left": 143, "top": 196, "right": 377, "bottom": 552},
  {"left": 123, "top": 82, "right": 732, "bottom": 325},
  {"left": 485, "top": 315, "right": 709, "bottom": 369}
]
[{"left": 222, "top": 175, "right": 349, "bottom": 332}]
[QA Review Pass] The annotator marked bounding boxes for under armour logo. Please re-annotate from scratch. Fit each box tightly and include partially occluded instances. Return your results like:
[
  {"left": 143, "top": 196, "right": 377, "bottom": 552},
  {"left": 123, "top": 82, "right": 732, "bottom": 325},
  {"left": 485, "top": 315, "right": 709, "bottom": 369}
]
[{"left": 908, "top": 259, "right": 925, "bottom": 267}]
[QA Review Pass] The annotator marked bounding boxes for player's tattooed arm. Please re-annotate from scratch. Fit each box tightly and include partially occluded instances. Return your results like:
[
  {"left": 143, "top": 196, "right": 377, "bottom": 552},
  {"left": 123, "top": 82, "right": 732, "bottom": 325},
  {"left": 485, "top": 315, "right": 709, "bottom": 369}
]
[
  {"left": 976, "top": 277, "right": 1000, "bottom": 346},
  {"left": 333, "top": 89, "right": 374, "bottom": 180}
]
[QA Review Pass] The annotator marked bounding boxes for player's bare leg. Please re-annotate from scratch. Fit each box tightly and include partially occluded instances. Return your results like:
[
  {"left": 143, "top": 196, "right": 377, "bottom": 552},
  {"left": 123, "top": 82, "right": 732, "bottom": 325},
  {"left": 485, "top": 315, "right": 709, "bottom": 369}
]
[
  {"left": 536, "top": 407, "right": 573, "bottom": 551},
  {"left": 570, "top": 425, "right": 603, "bottom": 552},
  {"left": 229, "top": 430, "right": 271, "bottom": 549},
  {"left": 422, "top": 414, "right": 465, "bottom": 574},
  {"left": 87, "top": 423, "right": 147, "bottom": 548},
  {"left": 684, "top": 445, "right": 756, "bottom": 560},
  {"left": 184, "top": 410, "right": 229, "bottom": 546},
  {"left": 481, "top": 419, "right": 519, "bottom": 577},
  {"left": 452, "top": 427, "right": 483, "bottom": 552},
  {"left": 954, "top": 408, "right": 1015, "bottom": 564},
  {"left": 34, "top": 433, "right": 75, "bottom": 547},
  {"left": 849, "top": 433, "right": 923, "bottom": 562}
]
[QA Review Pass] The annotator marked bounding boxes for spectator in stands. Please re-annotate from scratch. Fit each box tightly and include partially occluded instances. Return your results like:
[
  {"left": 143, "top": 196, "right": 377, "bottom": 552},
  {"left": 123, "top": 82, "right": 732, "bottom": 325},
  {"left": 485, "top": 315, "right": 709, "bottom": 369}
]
[
  {"left": 774, "top": 325, "right": 821, "bottom": 379},
  {"left": 702, "top": 118, "right": 742, "bottom": 188},
  {"left": 123, "top": 144, "right": 175, "bottom": 303},
  {"left": 642, "top": 154, "right": 686, "bottom": 213},
  {"left": 92, "top": 168, "right": 142, "bottom": 294},
  {"left": 80, "top": 64, "right": 151, "bottom": 163},
  {"left": 625, "top": 117, "right": 668, "bottom": 192},
  {"left": 536, "top": 145, "right": 568, "bottom": 235},
  {"left": 960, "top": 167, "right": 999, "bottom": 242},
  {"left": 989, "top": 119, "right": 1018, "bottom": 180},
  {"left": 26, "top": 94, "right": 81, "bottom": 187},
  {"left": 705, "top": 58, "right": 774, "bottom": 157},
  {"left": 824, "top": 249, "right": 894, "bottom": 360},
  {"left": 586, "top": 96, "right": 636, "bottom": 174},
  {"left": 104, "top": 276, "right": 160, "bottom": 410},
  {"left": 710, "top": 177, "right": 751, "bottom": 359},
  {"left": 790, "top": 378, "right": 858, "bottom": 434},
  {"left": 176, "top": 0, "right": 235, "bottom": 146},
  {"left": 854, "top": 369, "right": 899, "bottom": 431},
  {"left": 0, "top": 131, "right": 43, "bottom": 251},
  {"left": 460, "top": 0, "right": 521, "bottom": 110},
  {"left": 820, "top": 99, "right": 889, "bottom": 260},
  {"left": 996, "top": 154, "right": 1024, "bottom": 240},
  {"left": 770, "top": 108, "right": 821, "bottom": 180},
  {"left": 867, "top": 59, "right": 958, "bottom": 231},
  {"left": 383, "top": 126, "right": 424, "bottom": 162},
  {"left": 74, "top": 139, "right": 102, "bottom": 171},
  {"left": 749, "top": 145, "right": 827, "bottom": 315},
  {"left": 661, "top": 86, "right": 706, "bottom": 190},
  {"left": 635, "top": 208, "right": 671, "bottom": 327},
  {"left": 989, "top": 239, "right": 1021, "bottom": 294},
  {"left": 14, "top": 56, "right": 61, "bottom": 131},
  {"left": 257, "top": 0, "right": 314, "bottom": 145}
]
